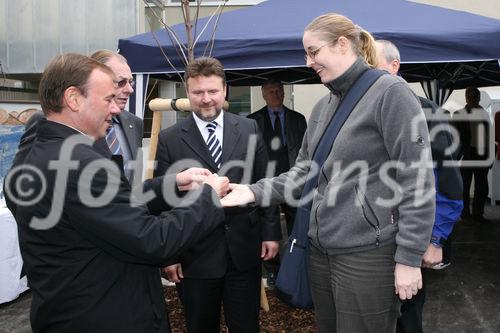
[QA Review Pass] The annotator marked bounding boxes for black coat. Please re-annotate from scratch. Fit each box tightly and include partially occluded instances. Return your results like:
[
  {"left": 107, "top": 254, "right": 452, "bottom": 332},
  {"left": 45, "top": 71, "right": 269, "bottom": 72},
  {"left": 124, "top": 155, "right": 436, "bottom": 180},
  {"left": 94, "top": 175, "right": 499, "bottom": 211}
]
[
  {"left": 154, "top": 112, "right": 281, "bottom": 278},
  {"left": 247, "top": 106, "right": 307, "bottom": 167},
  {"left": 5, "top": 119, "right": 224, "bottom": 333}
]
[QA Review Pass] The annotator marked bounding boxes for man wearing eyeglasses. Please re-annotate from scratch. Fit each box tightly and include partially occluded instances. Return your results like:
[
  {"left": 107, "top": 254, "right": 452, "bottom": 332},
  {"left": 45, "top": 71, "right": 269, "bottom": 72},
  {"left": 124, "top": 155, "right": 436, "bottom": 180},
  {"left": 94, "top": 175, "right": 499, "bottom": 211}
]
[{"left": 90, "top": 50, "right": 144, "bottom": 183}]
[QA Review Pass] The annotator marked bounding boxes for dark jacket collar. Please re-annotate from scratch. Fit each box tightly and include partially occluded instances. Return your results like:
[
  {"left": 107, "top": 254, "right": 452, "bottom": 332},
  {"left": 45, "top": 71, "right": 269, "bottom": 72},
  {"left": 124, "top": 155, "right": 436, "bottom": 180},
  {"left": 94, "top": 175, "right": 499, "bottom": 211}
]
[
  {"left": 325, "top": 57, "right": 369, "bottom": 99},
  {"left": 37, "top": 118, "right": 80, "bottom": 139},
  {"left": 38, "top": 119, "right": 112, "bottom": 157}
]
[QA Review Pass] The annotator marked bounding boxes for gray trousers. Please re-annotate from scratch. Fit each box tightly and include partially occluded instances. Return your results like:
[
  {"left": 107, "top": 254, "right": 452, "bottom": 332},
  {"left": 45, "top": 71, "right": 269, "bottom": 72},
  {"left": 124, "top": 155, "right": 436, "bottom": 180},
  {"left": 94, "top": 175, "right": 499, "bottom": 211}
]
[{"left": 309, "top": 243, "right": 401, "bottom": 333}]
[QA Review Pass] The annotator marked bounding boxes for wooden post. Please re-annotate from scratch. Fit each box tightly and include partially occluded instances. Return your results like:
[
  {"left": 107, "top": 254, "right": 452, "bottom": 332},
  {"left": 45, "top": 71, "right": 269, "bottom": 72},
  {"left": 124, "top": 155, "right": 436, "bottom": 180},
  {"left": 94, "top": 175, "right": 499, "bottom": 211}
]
[
  {"left": 260, "top": 280, "right": 270, "bottom": 312},
  {"left": 146, "top": 110, "right": 163, "bottom": 179}
]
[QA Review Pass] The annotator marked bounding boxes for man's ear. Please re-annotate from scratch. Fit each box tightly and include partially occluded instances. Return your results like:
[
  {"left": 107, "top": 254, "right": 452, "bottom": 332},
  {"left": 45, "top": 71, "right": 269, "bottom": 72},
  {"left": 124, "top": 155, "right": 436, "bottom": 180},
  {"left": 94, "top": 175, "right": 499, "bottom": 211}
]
[
  {"left": 63, "top": 86, "right": 81, "bottom": 111},
  {"left": 391, "top": 59, "right": 401, "bottom": 75}
]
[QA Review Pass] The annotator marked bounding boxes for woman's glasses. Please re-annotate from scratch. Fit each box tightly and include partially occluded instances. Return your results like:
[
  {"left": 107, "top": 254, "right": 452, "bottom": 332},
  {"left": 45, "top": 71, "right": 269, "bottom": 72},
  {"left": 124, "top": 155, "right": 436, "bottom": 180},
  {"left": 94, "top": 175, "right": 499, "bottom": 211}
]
[{"left": 304, "top": 42, "right": 335, "bottom": 62}]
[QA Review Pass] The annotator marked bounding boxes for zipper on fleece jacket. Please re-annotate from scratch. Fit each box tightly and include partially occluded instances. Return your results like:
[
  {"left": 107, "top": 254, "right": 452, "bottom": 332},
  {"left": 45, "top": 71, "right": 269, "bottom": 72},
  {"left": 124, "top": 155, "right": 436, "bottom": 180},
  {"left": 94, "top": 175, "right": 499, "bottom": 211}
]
[
  {"left": 354, "top": 185, "right": 381, "bottom": 246},
  {"left": 313, "top": 167, "right": 332, "bottom": 251}
]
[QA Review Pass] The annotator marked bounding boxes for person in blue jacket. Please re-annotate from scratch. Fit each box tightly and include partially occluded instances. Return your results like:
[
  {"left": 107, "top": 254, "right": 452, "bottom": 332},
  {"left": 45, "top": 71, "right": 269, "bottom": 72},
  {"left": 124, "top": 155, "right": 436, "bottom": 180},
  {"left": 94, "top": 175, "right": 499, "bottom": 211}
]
[{"left": 376, "top": 39, "right": 463, "bottom": 333}]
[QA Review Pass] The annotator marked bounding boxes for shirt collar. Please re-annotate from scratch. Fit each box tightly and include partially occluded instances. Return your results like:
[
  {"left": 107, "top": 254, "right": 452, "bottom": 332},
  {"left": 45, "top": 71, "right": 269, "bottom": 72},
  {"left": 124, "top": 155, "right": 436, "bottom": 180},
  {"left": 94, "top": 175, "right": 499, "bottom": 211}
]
[
  {"left": 267, "top": 107, "right": 285, "bottom": 121},
  {"left": 267, "top": 106, "right": 285, "bottom": 113},
  {"left": 192, "top": 110, "right": 225, "bottom": 130}
]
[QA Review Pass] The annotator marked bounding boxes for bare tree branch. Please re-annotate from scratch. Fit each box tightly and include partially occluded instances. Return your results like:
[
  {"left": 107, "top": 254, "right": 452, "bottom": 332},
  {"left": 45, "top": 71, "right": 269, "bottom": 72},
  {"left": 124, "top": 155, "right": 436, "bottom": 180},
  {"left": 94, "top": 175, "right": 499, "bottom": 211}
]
[
  {"left": 206, "top": 0, "right": 228, "bottom": 57},
  {"left": 194, "top": 0, "right": 202, "bottom": 43},
  {"left": 144, "top": 0, "right": 186, "bottom": 52},
  {"left": 182, "top": 0, "right": 195, "bottom": 61},
  {"left": 143, "top": 0, "right": 189, "bottom": 66},
  {"left": 141, "top": 0, "right": 227, "bottom": 88},
  {"left": 143, "top": 6, "right": 186, "bottom": 85},
  {"left": 193, "top": 5, "right": 222, "bottom": 49}
]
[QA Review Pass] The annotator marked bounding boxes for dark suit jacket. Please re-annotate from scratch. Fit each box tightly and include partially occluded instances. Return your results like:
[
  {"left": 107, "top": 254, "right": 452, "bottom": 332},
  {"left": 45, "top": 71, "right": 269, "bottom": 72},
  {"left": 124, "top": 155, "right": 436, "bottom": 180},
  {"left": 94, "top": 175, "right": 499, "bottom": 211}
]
[
  {"left": 117, "top": 110, "right": 143, "bottom": 160},
  {"left": 4, "top": 119, "right": 224, "bottom": 333},
  {"left": 154, "top": 112, "right": 281, "bottom": 278},
  {"left": 247, "top": 106, "right": 307, "bottom": 167}
]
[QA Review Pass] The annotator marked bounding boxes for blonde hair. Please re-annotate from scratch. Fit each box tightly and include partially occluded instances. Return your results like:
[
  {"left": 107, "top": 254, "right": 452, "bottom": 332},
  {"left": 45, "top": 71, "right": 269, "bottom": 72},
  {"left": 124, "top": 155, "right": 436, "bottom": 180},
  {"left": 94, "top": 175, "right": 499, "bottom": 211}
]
[{"left": 305, "top": 13, "right": 378, "bottom": 68}]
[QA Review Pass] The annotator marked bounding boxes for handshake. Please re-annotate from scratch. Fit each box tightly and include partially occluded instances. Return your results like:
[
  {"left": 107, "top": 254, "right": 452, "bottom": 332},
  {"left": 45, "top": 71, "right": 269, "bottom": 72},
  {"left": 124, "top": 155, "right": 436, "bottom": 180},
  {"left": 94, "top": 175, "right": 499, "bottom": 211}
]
[{"left": 175, "top": 167, "right": 256, "bottom": 207}]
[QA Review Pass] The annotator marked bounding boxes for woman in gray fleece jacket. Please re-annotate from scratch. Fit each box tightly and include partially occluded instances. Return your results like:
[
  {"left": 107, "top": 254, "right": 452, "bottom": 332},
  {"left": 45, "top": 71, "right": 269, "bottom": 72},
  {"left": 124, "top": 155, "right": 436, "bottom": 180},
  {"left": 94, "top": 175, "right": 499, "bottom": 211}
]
[{"left": 222, "top": 13, "right": 435, "bottom": 333}]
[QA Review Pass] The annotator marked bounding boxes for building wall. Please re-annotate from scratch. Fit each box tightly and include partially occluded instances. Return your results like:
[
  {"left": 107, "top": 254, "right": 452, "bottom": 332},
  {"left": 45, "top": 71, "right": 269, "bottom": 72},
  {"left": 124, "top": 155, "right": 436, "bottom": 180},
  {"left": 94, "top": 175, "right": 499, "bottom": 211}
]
[
  {"left": 0, "top": 0, "right": 140, "bottom": 75},
  {"left": 410, "top": 0, "right": 500, "bottom": 19},
  {"left": 146, "top": 5, "right": 245, "bottom": 30}
]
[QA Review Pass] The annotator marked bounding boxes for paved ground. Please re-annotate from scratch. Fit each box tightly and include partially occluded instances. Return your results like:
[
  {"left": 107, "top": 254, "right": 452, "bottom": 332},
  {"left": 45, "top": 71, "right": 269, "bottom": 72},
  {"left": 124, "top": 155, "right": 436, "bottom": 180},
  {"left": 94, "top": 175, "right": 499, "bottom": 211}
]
[
  {"left": 1, "top": 204, "right": 499, "bottom": 333},
  {"left": 423, "top": 203, "right": 500, "bottom": 332}
]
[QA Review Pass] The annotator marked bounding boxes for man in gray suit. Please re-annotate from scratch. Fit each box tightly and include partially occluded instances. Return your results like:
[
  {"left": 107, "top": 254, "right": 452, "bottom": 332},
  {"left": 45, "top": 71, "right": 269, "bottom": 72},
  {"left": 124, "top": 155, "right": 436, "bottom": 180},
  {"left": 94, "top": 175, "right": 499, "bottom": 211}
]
[{"left": 90, "top": 50, "right": 144, "bottom": 183}]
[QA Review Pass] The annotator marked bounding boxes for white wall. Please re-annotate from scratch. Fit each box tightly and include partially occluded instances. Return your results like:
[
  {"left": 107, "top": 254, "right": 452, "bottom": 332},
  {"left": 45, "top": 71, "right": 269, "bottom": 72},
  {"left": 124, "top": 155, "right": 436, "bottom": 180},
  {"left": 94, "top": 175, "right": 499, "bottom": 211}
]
[
  {"left": 292, "top": 84, "right": 329, "bottom": 122},
  {"left": 410, "top": 0, "right": 500, "bottom": 19}
]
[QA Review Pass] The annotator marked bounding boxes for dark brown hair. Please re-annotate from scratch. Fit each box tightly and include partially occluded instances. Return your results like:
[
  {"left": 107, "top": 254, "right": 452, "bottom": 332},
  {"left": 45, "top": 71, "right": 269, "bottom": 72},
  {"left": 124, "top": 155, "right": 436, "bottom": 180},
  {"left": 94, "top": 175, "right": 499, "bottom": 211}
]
[
  {"left": 184, "top": 57, "right": 226, "bottom": 86},
  {"left": 39, "top": 53, "right": 113, "bottom": 114}
]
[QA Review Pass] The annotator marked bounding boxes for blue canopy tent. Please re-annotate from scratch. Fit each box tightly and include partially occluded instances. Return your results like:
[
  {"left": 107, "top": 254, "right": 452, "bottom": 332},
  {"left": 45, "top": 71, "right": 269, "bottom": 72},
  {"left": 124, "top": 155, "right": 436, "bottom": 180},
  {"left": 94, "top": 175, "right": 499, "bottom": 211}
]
[{"left": 118, "top": 0, "right": 500, "bottom": 109}]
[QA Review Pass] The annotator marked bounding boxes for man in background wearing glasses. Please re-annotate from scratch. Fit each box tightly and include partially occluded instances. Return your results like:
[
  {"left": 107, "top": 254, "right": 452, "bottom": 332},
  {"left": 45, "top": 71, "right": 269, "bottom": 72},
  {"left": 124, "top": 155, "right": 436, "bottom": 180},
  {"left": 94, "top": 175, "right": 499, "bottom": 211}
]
[{"left": 91, "top": 50, "right": 144, "bottom": 183}]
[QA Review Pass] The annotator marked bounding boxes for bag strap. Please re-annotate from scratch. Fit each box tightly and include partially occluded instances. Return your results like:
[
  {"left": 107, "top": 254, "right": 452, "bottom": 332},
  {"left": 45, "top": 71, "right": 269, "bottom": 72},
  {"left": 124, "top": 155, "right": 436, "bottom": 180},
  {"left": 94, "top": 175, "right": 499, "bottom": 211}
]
[
  {"left": 291, "top": 69, "right": 385, "bottom": 246},
  {"left": 311, "top": 69, "right": 385, "bottom": 171}
]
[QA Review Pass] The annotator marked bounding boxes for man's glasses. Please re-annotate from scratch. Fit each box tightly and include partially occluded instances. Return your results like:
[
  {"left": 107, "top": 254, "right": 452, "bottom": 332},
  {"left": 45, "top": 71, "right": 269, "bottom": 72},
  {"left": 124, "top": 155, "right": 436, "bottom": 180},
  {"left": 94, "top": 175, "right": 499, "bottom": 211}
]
[
  {"left": 117, "top": 78, "right": 135, "bottom": 88},
  {"left": 304, "top": 42, "right": 335, "bottom": 62}
]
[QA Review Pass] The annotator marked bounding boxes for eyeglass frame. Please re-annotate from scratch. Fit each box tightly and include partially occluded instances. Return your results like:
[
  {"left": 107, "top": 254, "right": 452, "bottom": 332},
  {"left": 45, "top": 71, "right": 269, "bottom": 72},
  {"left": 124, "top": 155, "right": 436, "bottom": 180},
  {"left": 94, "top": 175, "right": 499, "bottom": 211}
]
[
  {"left": 304, "top": 41, "right": 336, "bottom": 62},
  {"left": 116, "top": 78, "right": 135, "bottom": 88}
]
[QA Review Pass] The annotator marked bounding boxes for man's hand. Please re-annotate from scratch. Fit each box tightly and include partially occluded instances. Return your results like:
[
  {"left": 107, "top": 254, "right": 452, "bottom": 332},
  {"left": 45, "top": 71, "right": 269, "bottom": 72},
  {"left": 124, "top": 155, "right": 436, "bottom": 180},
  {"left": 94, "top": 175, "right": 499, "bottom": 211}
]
[
  {"left": 422, "top": 243, "right": 443, "bottom": 268},
  {"left": 175, "top": 167, "right": 212, "bottom": 191},
  {"left": 394, "top": 263, "right": 423, "bottom": 300},
  {"left": 203, "top": 174, "right": 229, "bottom": 198},
  {"left": 163, "top": 263, "right": 183, "bottom": 283},
  {"left": 261, "top": 241, "right": 279, "bottom": 261},
  {"left": 220, "top": 184, "right": 256, "bottom": 207}
]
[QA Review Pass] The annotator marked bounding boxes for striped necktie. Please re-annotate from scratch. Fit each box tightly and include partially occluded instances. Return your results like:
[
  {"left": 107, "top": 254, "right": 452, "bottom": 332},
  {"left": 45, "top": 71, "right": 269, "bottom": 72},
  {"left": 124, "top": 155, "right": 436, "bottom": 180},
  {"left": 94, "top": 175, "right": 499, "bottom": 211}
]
[
  {"left": 206, "top": 121, "right": 222, "bottom": 169},
  {"left": 106, "top": 120, "right": 122, "bottom": 155}
]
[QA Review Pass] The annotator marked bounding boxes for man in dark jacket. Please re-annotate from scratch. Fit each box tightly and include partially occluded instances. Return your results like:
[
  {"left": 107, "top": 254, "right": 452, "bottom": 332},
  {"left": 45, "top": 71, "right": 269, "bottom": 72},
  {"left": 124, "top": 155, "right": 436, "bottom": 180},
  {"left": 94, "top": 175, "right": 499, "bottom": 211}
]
[
  {"left": 247, "top": 80, "right": 307, "bottom": 288},
  {"left": 156, "top": 58, "right": 281, "bottom": 333},
  {"left": 4, "top": 53, "right": 228, "bottom": 333},
  {"left": 247, "top": 80, "right": 307, "bottom": 235},
  {"left": 376, "top": 39, "right": 463, "bottom": 333}
]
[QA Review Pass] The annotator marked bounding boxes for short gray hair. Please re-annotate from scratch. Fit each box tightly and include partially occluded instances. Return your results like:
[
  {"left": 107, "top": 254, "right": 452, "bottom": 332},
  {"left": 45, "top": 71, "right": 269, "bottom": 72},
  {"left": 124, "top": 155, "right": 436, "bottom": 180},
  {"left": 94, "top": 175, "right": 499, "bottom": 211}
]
[
  {"left": 261, "top": 79, "right": 283, "bottom": 90},
  {"left": 376, "top": 39, "right": 401, "bottom": 63},
  {"left": 90, "top": 49, "right": 128, "bottom": 66}
]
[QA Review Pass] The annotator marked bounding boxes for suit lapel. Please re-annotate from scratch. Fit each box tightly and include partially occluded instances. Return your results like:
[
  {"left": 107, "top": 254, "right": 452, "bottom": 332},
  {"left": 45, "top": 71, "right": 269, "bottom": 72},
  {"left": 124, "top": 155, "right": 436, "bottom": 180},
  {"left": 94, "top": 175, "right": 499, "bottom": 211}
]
[
  {"left": 221, "top": 112, "right": 241, "bottom": 163},
  {"left": 181, "top": 115, "right": 219, "bottom": 170},
  {"left": 117, "top": 112, "right": 138, "bottom": 159}
]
